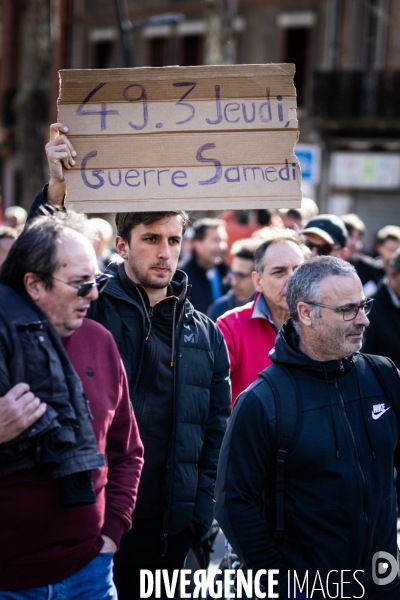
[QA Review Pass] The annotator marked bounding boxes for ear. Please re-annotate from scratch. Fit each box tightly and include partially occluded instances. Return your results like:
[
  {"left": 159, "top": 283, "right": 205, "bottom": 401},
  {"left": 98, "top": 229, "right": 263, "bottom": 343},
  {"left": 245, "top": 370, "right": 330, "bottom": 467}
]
[
  {"left": 24, "top": 273, "right": 45, "bottom": 302},
  {"left": 297, "top": 301, "right": 313, "bottom": 327},
  {"left": 115, "top": 236, "right": 129, "bottom": 259},
  {"left": 339, "top": 247, "right": 349, "bottom": 260},
  {"left": 252, "top": 270, "right": 262, "bottom": 293}
]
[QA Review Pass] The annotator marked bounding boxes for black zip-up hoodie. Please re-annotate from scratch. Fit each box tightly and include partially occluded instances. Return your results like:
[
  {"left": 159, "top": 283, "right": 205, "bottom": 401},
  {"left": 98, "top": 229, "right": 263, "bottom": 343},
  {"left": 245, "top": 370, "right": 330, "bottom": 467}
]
[{"left": 215, "top": 319, "right": 400, "bottom": 599}]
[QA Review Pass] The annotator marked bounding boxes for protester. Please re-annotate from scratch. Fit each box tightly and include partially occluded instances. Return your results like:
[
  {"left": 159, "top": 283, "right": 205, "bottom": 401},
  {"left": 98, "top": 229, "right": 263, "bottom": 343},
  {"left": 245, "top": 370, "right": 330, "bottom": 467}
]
[
  {"left": 207, "top": 237, "right": 258, "bottom": 321},
  {"left": 302, "top": 213, "right": 348, "bottom": 259},
  {"left": 215, "top": 256, "right": 400, "bottom": 600},
  {"left": 219, "top": 209, "right": 272, "bottom": 252},
  {"left": 31, "top": 122, "right": 231, "bottom": 600},
  {"left": 0, "top": 225, "right": 18, "bottom": 266},
  {"left": 363, "top": 248, "right": 400, "bottom": 368},
  {"left": 89, "top": 217, "right": 120, "bottom": 271},
  {"left": 217, "top": 230, "right": 305, "bottom": 403},
  {"left": 341, "top": 213, "right": 384, "bottom": 294},
  {"left": 178, "top": 217, "right": 230, "bottom": 314},
  {"left": 279, "top": 208, "right": 302, "bottom": 230},
  {"left": 375, "top": 225, "right": 400, "bottom": 271},
  {"left": 0, "top": 214, "right": 143, "bottom": 598}
]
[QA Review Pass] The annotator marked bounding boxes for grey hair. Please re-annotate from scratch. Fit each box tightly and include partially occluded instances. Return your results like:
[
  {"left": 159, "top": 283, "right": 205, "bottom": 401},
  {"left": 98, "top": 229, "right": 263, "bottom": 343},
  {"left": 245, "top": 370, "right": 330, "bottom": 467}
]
[
  {"left": 253, "top": 229, "right": 303, "bottom": 275},
  {"left": 286, "top": 256, "right": 357, "bottom": 331}
]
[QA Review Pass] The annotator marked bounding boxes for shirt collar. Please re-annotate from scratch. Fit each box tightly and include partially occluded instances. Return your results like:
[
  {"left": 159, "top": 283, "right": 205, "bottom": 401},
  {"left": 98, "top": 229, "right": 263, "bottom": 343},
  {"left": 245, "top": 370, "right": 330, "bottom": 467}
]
[{"left": 251, "top": 293, "right": 278, "bottom": 332}]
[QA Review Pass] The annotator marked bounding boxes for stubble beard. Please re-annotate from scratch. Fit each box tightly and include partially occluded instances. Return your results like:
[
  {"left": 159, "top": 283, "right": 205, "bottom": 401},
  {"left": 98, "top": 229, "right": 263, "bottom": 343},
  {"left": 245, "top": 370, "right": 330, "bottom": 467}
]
[
  {"left": 311, "top": 321, "right": 365, "bottom": 361},
  {"left": 129, "top": 259, "right": 174, "bottom": 290}
]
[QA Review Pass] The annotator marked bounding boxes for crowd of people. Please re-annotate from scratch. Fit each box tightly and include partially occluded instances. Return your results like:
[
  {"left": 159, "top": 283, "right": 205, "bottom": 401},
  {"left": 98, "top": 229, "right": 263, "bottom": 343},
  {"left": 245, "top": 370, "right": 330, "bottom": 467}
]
[{"left": 0, "top": 122, "right": 399, "bottom": 600}]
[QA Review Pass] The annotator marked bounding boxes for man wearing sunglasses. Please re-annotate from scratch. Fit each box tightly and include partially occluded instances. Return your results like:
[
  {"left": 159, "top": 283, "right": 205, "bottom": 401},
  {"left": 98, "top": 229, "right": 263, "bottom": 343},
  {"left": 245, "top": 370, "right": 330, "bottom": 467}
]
[
  {"left": 29, "top": 122, "right": 231, "bottom": 600},
  {"left": 302, "top": 214, "right": 349, "bottom": 259},
  {"left": 216, "top": 256, "right": 400, "bottom": 599},
  {"left": 0, "top": 216, "right": 143, "bottom": 599}
]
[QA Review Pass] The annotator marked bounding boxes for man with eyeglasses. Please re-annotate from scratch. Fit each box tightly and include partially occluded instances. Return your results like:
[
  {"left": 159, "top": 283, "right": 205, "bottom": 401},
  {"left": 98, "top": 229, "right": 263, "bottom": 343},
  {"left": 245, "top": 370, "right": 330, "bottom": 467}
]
[
  {"left": 216, "top": 256, "right": 400, "bottom": 599},
  {"left": 0, "top": 215, "right": 143, "bottom": 599},
  {"left": 207, "top": 237, "right": 259, "bottom": 321},
  {"left": 302, "top": 214, "right": 348, "bottom": 259}
]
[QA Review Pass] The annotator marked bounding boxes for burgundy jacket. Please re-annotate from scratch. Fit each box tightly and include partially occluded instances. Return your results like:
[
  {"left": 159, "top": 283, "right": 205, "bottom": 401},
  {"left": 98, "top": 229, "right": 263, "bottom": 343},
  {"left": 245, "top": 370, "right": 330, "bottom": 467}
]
[{"left": 0, "top": 319, "right": 144, "bottom": 590}]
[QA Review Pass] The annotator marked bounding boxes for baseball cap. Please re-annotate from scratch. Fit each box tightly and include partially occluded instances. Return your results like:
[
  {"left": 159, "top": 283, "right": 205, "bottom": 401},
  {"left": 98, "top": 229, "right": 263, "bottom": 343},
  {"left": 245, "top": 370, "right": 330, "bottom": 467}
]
[{"left": 303, "top": 214, "right": 348, "bottom": 248}]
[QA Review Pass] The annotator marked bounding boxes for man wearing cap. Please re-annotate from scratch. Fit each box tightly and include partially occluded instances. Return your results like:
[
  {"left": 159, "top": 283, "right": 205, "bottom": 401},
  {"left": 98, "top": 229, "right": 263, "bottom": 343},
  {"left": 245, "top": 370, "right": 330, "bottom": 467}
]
[{"left": 303, "top": 214, "right": 348, "bottom": 259}]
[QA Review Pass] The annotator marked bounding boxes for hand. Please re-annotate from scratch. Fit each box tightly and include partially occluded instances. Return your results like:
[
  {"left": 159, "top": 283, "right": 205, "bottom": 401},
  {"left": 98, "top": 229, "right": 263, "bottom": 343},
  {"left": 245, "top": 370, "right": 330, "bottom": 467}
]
[
  {"left": 45, "top": 122, "right": 76, "bottom": 206},
  {"left": 100, "top": 534, "right": 117, "bottom": 554},
  {"left": 0, "top": 383, "right": 46, "bottom": 444}
]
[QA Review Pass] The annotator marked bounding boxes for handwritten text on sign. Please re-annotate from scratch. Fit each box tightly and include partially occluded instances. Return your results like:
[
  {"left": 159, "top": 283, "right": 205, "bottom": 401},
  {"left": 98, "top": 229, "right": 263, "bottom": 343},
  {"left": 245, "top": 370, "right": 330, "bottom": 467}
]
[{"left": 59, "top": 64, "right": 301, "bottom": 212}]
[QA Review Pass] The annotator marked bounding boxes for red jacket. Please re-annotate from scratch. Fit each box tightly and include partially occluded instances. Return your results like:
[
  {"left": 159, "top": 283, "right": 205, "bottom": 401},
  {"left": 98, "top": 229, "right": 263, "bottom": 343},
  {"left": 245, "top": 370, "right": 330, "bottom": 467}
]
[
  {"left": 217, "top": 295, "right": 277, "bottom": 404},
  {"left": 0, "top": 319, "right": 144, "bottom": 590}
]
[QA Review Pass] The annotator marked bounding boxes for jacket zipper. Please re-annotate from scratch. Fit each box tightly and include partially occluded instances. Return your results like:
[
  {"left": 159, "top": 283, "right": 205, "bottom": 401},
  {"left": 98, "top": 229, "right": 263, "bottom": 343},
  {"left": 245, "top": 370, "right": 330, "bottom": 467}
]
[
  {"left": 162, "top": 308, "right": 184, "bottom": 547},
  {"left": 335, "top": 380, "right": 370, "bottom": 569}
]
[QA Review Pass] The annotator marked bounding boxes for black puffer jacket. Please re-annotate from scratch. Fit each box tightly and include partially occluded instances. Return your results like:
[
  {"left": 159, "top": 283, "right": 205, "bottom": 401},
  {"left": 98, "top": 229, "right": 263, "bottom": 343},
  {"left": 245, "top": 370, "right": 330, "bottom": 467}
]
[
  {"left": 88, "top": 263, "right": 231, "bottom": 539},
  {"left": 215, "top": 320, "right": 400, "bottom": 599},
  {"left": 0, "top": 284, "right": 105, "bottom": 481}
]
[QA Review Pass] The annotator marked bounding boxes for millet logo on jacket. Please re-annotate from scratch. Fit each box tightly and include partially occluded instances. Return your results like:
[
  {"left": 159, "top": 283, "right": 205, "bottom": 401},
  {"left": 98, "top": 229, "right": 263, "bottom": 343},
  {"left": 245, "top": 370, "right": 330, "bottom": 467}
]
[
  {"left": 372, "top": 403, "right": 391, "bottom": 420},
  {"left": 183, "top": 332, "right": 198, "bottom": 344}
]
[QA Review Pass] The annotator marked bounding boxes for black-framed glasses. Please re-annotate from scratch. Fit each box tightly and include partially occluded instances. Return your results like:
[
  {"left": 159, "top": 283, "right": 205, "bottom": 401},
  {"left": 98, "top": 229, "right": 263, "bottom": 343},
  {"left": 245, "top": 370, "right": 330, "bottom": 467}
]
[
  {"left": 51, "top": 273, "right": 111, "bottom": 297},
  {"left": 306, "top": 298, "right": 374, "bottom": 321}
]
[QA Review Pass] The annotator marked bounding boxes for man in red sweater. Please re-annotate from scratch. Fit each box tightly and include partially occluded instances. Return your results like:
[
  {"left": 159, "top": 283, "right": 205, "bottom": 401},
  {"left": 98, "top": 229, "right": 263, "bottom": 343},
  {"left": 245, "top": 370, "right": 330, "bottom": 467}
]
[
  {"left": 217, "top": 230, "right": 305, "bottom": 404},
  {"left": 0, "top": 215, "right": 143, "bottom": 599}
]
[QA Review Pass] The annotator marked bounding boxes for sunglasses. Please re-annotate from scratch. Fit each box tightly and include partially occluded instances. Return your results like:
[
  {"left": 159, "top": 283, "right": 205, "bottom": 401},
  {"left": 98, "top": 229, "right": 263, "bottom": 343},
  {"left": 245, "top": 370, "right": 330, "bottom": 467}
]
[
  {"left": 305, "top": 240, "right": 336, "bottom": 256},
  {"left": 51, "top": 273, "right": 111, "bottom": 297}
]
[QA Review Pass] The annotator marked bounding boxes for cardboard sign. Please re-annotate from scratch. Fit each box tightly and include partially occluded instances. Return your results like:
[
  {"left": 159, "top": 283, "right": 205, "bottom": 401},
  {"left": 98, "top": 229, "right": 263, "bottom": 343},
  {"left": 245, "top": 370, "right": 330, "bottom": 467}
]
[{"left": 59, "top": 64, "right": 301, "bottom": 212}]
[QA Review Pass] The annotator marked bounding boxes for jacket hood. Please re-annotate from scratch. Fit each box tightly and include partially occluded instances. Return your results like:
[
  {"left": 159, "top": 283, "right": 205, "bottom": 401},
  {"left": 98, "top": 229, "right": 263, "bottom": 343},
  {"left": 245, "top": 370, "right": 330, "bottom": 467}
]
[{"left": 269, "top": 318, "right": 360, "bottom": 380}]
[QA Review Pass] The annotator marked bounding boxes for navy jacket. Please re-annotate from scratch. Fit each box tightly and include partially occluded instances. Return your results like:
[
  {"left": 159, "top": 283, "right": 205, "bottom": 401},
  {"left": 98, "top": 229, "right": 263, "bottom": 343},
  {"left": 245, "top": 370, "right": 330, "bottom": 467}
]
[
  {"left": 363, "top": 282, "right": 400, "bottom": 369},
  {"left": 215, "top": 320, "right": 400, "bottom": 599},
  {"left": 88, "top": 263, "right": 231, "bottom": 539}
]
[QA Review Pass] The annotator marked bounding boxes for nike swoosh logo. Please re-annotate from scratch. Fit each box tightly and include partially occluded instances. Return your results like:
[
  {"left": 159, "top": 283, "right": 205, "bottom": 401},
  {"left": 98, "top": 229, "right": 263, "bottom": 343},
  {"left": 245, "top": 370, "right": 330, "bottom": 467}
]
[{"left": 372, "top": 407, "right": 391, "bottom": 420}]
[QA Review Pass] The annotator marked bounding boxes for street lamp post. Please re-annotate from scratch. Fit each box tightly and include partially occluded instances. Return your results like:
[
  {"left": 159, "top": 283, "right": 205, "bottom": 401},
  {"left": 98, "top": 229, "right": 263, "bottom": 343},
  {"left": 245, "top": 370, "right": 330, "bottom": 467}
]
[{"left": 112, "top": 2, "right": 185, "bottom": 68}]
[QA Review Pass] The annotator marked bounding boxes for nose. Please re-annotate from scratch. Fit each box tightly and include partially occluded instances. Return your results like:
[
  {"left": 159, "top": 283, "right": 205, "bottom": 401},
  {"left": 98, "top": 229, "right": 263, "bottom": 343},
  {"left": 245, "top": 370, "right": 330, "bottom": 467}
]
[
  {"left": 310, "top": 247, "right": 319, "bottom": 258},
  {"left": 87, "top": 282, "right": 99, "bottom": 302},
  {"left": 355, "top": 308, "right": 369, "bottom": 327},
  {"left": 158, "top": 239, "right": 171, "bottom": 260},
  {"left": 282, "top": 267, "right": 295, "bottom": 290}
]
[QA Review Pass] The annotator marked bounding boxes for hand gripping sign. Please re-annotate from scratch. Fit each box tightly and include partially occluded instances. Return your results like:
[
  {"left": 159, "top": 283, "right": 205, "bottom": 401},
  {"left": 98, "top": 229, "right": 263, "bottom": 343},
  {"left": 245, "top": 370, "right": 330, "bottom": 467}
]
[{"left": 57, "top": 64, "right": 301, "bottom": 213}]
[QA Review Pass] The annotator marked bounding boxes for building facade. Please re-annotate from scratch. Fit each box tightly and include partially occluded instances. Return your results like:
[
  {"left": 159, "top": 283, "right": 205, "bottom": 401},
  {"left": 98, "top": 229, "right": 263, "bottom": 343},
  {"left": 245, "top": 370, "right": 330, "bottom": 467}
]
[{"left": 0, "top": 0, "right": 399, "bottom": 248}]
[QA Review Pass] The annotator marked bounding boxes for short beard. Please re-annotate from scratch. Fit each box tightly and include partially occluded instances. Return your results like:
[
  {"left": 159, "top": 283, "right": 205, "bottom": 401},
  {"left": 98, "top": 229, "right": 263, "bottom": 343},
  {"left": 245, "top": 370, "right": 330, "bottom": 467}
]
[{"left": 130, "top": 265, "right": 174, "bottom": 290}]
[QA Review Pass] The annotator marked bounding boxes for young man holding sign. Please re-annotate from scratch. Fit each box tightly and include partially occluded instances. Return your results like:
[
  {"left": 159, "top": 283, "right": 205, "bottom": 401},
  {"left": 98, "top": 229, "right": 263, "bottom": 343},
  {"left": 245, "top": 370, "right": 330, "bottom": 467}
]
[{"left": 31, "top": 123, "right": 231, "bottom": 600}]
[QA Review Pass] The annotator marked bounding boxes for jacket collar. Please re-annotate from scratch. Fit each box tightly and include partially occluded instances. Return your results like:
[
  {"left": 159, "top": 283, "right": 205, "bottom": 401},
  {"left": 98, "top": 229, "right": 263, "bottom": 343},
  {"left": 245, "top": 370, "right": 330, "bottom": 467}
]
[
  {"left": 102, "top": 262, "right": 192, "bottom": 317},
  {"left": 250, "top": 293, "right": 278, "bottom": 332}
]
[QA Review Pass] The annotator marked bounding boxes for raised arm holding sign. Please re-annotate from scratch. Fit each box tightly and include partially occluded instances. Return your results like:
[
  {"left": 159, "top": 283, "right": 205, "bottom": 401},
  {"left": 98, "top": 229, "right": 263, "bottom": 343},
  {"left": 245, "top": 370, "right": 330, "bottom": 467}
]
[{"left": 49, "top": 64, "right": 301, "bottom": 213}]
